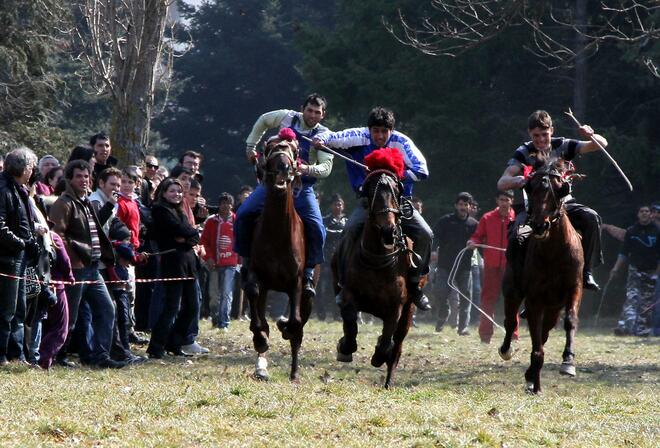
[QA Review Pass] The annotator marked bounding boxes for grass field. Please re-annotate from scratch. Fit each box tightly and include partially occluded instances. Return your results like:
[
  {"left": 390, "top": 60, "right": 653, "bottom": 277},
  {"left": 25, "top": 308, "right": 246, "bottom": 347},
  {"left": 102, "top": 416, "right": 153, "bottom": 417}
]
[{"left": 0, "top": 317, "right": 657, "bottom": 447}]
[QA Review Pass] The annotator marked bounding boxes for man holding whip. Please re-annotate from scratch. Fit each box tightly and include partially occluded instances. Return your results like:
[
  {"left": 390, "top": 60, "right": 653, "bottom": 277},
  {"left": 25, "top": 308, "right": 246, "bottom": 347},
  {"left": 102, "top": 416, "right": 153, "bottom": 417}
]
[{"left": 497, "top": 110, "right": 608, "bottom": 290}]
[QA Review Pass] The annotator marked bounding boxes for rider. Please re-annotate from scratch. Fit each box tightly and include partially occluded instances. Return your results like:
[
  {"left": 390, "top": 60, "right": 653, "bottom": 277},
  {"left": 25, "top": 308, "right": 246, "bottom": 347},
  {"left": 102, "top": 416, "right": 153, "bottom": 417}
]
[
  {"left": 497, "top": 110, "right": 607, "bottom": 290},
  {"left": 237, "top": 93, "right": 334, "bottom": 296},
  {"left": 314, "top": 106, "right": 433, "bottom": 311}
]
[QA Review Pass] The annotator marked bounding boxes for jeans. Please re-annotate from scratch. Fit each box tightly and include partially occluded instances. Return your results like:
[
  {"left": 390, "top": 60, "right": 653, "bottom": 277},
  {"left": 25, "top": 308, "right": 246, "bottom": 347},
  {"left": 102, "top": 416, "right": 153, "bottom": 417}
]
[
  {"left": 64, "top": 264, "right": 116, "bottom": 365},
  {"left": 434, "top": 267, "right": 471, "bottom": 331},
  {"left": 184, "top": 279, "right": 202, "bottom": 346},
  {"left": 216, "top": 266, "right": 236, "bottom": 328},
  {"left": 0, "top": 253, "right": 27, "bottom": 361}
]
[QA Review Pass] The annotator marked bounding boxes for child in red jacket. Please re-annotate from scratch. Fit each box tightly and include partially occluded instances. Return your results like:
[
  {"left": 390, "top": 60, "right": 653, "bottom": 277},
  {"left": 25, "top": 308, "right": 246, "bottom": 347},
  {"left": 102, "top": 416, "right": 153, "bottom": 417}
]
[{"left": 200, "top": 193, "right": 238, "bottom": 330}]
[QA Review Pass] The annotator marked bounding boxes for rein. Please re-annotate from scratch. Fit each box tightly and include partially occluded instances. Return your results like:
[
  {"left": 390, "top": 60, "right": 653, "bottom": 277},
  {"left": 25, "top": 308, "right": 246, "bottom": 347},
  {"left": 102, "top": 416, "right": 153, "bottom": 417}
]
[
  {"left": 364, "top": 170, "right": 401, "bottom": 216},
  {"left": 358, "top": 169, "right": 420, "bottom": 269},
  {"left": 263, "top": 142, "right": 298, "bottom": 181},
  {"left": 527, "top": 169, "right": 567, "bottom": 233}
]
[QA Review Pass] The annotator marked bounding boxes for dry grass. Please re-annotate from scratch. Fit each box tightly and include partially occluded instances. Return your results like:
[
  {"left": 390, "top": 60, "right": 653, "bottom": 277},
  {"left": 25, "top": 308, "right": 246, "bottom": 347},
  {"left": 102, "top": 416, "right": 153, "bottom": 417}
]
[{"left": 0, "top": 318, "right": 657, "bottom": 447}]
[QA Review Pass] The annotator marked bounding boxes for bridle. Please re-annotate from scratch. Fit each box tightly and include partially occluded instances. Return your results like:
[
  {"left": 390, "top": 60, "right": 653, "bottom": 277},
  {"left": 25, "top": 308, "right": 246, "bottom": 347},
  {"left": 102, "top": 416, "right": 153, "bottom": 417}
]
[
  {"left": 363, "top": 170, "right": 402, "bottom": 216},
  {"left": 358, "top": 169, "right": 420, "bottom": 269},
  {"left": 263, "top": 141, "right": 298, "bottom": 182},
  {"left": 526, "top": 166, "right": 567, "bottom": 234}
]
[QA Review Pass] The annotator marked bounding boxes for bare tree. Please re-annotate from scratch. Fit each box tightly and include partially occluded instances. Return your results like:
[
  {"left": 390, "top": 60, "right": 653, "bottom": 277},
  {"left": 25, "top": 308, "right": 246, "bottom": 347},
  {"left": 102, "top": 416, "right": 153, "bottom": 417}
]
[
  {"left": 386, "top": 1, "right": 660, "bottom": 77},
  {"left": 74, "top": 0, "right": 182, "bottom": 165}
]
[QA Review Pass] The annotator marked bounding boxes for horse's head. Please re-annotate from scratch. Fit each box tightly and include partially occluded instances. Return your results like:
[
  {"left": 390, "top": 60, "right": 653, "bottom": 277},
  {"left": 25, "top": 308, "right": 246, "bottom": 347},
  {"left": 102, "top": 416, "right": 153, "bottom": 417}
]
[
  {"left": 262, "top": 138, "right": 299, "bottom": 191},
  {"left": 524, "top": 158, "right": 569, "bottom": 238},
  {"left": 362, "top": 170, "right": 403, "bottom": 247}
]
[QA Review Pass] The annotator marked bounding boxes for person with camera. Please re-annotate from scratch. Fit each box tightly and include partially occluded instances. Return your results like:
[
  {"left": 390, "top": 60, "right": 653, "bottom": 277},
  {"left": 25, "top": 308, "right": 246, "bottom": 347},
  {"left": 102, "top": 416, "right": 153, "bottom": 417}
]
[{"left": 0, "top": 147, "right": 40, "bottom": 366}]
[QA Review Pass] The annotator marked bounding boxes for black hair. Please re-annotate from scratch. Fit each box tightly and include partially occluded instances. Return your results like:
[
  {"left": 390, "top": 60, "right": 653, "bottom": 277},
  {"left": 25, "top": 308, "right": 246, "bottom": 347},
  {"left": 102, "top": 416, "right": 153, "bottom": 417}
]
[
  {"left": 45, "top": 166, "right": 64, "bottom": 184},
  {"left": 64, "top": 159, "right": 91, "bottom": 180},
  {"left": 178, "top": 150, "right": 203, "bottom": 164},
  {"left": 68, "top": 146, "right": 95, "bottom": 163},
  {"left": 330, "top": 193, "right": 344, "bottom": 203},
  {"left": 189, "top": 178, "right": 201, "bottom": 190},
  {"left": 89, "top": 133, "right": 110, "bottom": 146},
  {"left": 169, "top": 165, "right": 193, "bottom": 179},
  {"left": 497, "top": 189, "right": 515, "bottom": 199},
  {"left": 303, "top": 93, "right": 327, "bottom": 112},
  {"left": 367, "top": 107, "right": 395, "bottom": 130},
  {"left": 218, "top": 192, "right": 234, "bottom": 205},
  {"left": 455, "top": 192, "right": 473, "bottom": 204}
]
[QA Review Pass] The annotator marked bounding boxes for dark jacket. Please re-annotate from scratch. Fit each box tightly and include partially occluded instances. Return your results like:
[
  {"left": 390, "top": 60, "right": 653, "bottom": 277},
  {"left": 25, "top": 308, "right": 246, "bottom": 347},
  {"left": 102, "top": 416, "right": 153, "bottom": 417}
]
[
  {"left": 150, "top": 201, "right": 200, "bottom": 278},
  {"left": 432, "top": 212, "right": 478, "bottom": 272},
  {"left": 48, "top": 181, "right": 115, "bottom": 269},
  {"left": 0, "top": 172, "right": 34, "bottom": 266}
]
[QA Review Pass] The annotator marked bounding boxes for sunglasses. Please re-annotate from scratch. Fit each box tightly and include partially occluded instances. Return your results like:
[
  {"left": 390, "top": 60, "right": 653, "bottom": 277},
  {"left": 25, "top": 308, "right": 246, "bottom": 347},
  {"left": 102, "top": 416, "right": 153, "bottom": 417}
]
[{"left": 146, "top": 163, "right": 159, "bottom": 169}]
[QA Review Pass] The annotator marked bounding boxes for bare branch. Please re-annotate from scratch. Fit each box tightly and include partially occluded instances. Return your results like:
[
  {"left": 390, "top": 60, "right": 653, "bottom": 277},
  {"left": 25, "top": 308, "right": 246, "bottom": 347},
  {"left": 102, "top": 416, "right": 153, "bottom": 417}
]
[{"left": 388, "top": 0, "right": 660, "bottom": 75}]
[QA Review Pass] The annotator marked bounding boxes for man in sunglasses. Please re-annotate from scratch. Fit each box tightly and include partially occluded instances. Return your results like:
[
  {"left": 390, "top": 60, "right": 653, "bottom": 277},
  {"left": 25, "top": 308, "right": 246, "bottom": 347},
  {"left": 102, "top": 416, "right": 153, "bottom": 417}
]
[{"left": 141, "top": 155, "right": 159, "bottom": 206}]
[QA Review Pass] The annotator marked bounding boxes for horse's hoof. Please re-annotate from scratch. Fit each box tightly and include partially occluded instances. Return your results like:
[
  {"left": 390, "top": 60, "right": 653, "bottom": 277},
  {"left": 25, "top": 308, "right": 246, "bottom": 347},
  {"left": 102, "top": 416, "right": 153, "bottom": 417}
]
[
  {"left": 525, "top": 381, "right": 535, "bottom": 394},
  {"left": 499, "top": 346, "right": 514, "bottom": 361},
  {"left": 254, "top": 368, "right": 269, "bottom": 381},
  {"left": 559, "top": 362, "right": 576, "bottom": 377},
  {"left": 337, "top": 352, "right": 353, "bottom": 363},
  {"left": 336, "top": 342, "right": 353, "bottom": 362},
  {"left": 276, "top": 318, "right": 293, "bottom": 340},
  {"left": 371, "top": 352, "right": 386, "bottom": 368}
]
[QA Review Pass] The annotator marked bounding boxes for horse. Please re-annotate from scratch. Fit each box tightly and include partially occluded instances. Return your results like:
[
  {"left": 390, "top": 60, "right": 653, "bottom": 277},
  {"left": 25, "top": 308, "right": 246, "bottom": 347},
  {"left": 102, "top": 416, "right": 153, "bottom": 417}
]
[
  {"left": 498, "top": 158, "right": 584, "bottom": 394},
  {"left": 245, "top": 135, "right": 310, "bottom": 382},
  {"left": 333, "top": 166, "right": 419, "bottom": 389}
]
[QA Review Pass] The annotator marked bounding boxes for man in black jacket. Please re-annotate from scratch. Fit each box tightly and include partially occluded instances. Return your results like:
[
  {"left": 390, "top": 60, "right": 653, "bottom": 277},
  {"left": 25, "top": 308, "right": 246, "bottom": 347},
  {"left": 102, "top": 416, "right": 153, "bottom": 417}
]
[
  {"left": 0, "top": 147, "right": 39, "bottom": 365},
  {"left": 431, "top": 192, "right": 478, "bottom": 334}
]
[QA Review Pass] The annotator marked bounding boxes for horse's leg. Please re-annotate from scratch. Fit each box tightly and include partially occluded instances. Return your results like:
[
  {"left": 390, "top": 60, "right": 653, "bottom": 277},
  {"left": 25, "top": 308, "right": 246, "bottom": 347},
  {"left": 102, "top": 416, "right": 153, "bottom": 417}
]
[
  {"left": 560, "top": 291, "right": 581, "bottom": 377},
  {"left": 337, "top": 298, "right": 358, "bottom": 362},
  {"left": 250, "top": 288, "right": 270, "bottom": 381},
  {"left": 289, "top": 288, "right": 313, "bottom": 383},
  {"left": 385, "top": 302, "right": 414, "bottom": 389},
  {"left": 524, "top": 306, "right": 545, "bottom": 394},
  {"left": 499, "top": 266, "right": 522, "bottom": 361},
  {"left": 372, "top": 316, "right": 397, "bottom": 369}
]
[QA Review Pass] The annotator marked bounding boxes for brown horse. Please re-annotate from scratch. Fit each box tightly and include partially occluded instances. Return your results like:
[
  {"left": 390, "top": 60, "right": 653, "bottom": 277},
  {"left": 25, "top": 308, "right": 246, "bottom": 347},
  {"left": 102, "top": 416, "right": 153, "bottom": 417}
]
[
  {"left": 245, "top": 137, "right": 309, "bottom": 382},
  {"left": 333, "top": 169, "right": 419, "bottom": 388},
  {"left": 499, "top": 159, "right": 584, "bottom": 394}
]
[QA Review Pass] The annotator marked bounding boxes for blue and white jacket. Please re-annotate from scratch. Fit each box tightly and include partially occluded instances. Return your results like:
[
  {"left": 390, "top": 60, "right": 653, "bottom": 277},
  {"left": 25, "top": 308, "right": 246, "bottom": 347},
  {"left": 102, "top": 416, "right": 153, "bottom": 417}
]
[{"left": 317, "top": 127, "right": 428, "bottom": 196}]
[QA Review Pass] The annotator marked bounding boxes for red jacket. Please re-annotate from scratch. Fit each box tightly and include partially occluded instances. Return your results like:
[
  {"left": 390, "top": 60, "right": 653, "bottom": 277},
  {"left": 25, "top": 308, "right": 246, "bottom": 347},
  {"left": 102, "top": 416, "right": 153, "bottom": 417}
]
[
  {"left": 469, "top": 207, "right": 515, "bottom": 268},
  {"left": 201, "top": 213, "right": 238, "bottom": 267},
  {"left": 117, "top": 194, "right": 141, "bottom": 249}
]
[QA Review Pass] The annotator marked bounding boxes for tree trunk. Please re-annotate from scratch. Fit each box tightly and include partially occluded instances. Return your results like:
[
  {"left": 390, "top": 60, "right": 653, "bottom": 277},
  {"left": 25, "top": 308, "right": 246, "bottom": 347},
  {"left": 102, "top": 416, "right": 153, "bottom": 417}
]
[{"left": 107, "top": 0, "right": 169, "bottom": 166}]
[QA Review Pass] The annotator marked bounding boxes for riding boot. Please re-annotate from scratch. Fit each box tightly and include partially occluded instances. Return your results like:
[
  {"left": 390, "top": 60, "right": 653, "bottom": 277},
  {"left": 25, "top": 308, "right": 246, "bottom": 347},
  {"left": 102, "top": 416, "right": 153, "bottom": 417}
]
[
  {"left": 303, "top": 267, "right": 316, "bottom": 298},
  {"left": 583, "top": 271, "right": 600, "bottom": 291},
  {"left": 408, "top": 275, "right": 431, "bottom": 311}
]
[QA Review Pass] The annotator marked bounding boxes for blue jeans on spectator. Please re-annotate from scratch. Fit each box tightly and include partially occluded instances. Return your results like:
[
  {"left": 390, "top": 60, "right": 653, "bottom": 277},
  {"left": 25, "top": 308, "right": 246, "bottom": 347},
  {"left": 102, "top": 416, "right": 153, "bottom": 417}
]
[
  {"left": 217, "top": 266, "right": 236, "bottom": 328},
  {"left": 65, "top": 264, "right": 116, "bottom": 365},
  {"left": 184, "top": 279, "right": 202, "bottom": 346},
  {"left": 0, "top": 252, "right": 27, "bottom": 362}
]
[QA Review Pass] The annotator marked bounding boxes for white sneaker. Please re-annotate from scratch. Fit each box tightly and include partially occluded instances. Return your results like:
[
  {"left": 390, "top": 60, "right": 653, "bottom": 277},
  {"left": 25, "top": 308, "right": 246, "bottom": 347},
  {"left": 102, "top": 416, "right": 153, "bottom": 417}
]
[{"left": 181, "top": 342, "right": 210, "bottom": 355}]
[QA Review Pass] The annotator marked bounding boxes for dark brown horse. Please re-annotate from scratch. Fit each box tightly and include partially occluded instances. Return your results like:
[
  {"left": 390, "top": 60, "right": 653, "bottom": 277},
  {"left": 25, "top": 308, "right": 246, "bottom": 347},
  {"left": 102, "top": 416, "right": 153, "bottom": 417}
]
[
  {"left": 333, "top": 169, "right": 419, "bottom": 388},
  {"left": 245, "top": 137, "right": 309, "bottom": 382},
  {"left": 499, "top": 159, "right": 584, "bottom": 394}
]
